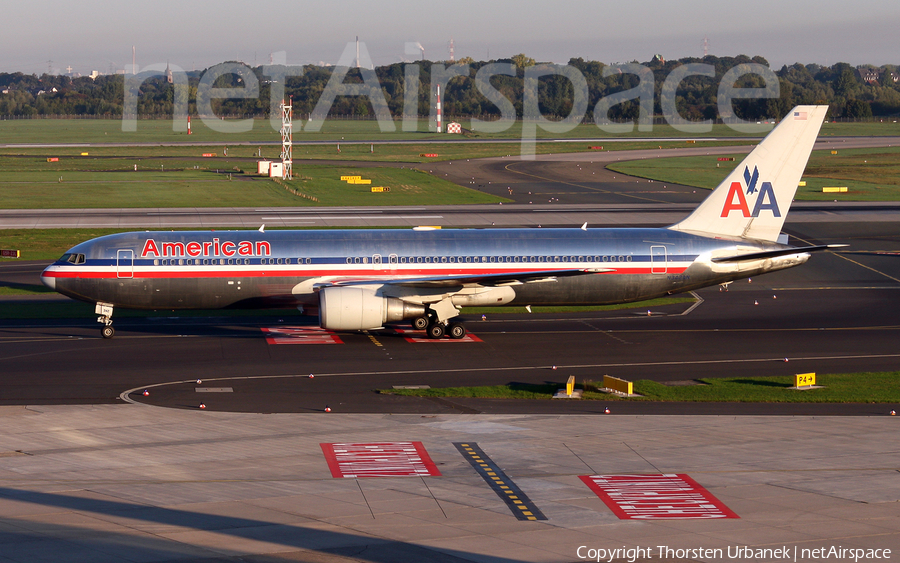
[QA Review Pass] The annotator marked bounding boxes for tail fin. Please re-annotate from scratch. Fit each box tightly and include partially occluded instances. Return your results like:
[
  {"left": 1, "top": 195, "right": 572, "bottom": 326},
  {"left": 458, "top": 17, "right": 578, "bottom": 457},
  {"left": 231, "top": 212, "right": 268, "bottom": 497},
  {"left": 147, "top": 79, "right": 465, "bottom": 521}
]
[{"left": 668, "top": 105, "right": 828, "bottom": 242}]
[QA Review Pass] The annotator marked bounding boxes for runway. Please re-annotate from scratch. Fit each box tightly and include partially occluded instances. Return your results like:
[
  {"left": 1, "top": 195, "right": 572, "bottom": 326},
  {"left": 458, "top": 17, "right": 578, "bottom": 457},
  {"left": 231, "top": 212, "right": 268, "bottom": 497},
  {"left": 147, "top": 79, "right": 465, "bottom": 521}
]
[{"left": 1, "top": 141, "right": 899, "bottom": 562}]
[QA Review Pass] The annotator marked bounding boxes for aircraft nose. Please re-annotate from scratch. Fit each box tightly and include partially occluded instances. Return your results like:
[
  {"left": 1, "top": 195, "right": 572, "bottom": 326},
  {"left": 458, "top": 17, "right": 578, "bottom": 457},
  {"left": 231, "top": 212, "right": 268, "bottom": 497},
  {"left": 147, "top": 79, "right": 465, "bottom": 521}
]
[{"left": 41, "top": 267, "right": 56, "bottom": 290}]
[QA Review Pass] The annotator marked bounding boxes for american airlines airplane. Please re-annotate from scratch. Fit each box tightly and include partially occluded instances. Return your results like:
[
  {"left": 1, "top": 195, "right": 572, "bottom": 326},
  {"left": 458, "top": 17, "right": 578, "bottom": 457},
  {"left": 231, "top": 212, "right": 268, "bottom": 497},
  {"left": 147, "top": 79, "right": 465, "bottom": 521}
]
[{"left": 42, "top": 105, "right": 838, "bottom": 339}]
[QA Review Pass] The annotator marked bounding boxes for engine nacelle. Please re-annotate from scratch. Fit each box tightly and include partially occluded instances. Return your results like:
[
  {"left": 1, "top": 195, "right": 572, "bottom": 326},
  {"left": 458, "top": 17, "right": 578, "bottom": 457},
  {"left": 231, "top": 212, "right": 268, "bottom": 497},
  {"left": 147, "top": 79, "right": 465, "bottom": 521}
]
[{"left": 318, "top": 286, "right": 426, "bottom": 331}]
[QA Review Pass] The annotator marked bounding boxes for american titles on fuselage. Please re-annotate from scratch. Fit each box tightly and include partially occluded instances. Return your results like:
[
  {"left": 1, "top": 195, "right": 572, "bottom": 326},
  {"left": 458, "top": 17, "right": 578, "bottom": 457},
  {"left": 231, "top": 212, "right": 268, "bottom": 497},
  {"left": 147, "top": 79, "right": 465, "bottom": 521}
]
[{"left": 140, "top": 238, "right": 272, "bottom": 259}]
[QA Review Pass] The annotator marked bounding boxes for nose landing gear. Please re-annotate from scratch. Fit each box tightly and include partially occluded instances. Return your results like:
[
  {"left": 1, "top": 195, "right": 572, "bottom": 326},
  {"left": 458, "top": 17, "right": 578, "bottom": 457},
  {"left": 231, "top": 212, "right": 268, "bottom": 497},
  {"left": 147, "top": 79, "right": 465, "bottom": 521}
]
[{"left": 96, "top": 302, "right": 115, "bottom": 339}]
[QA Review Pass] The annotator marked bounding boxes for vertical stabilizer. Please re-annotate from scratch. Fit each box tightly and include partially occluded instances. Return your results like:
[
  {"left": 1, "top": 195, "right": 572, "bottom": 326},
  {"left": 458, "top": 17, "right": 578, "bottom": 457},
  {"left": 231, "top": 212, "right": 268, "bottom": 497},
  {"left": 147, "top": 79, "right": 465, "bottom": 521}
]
[{"left": 668, "top": 105, "right": 828, "bottom": 242}]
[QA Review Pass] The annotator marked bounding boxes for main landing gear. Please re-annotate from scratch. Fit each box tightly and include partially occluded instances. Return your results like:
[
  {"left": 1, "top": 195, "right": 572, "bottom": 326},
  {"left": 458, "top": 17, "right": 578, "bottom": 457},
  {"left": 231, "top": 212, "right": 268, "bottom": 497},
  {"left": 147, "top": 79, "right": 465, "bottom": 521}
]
[
  {"left": 96, "top": 302, "right": 115, "bottom": 339},
  {"left": 411, "top": 313, "right": 467, "bottom": 340}
]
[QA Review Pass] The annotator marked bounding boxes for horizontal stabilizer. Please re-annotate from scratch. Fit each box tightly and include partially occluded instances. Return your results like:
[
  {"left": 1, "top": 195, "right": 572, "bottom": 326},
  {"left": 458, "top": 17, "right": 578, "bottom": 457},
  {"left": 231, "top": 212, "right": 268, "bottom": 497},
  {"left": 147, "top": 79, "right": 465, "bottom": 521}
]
[{"left": 711, "top": 244, "right": 847, "bottom": 263}]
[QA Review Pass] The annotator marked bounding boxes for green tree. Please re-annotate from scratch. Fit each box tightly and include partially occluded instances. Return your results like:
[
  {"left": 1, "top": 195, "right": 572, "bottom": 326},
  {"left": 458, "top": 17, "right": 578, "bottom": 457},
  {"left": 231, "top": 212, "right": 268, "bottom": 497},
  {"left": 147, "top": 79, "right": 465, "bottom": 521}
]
[
  {"left": 510, "top": 54, "right": 535, "bottom": 69},
  {"left": 844, "top": 99, "right": 872, "bottom": 119},
  {"left": 832, "top": 63, "right": 858, "bottom": 97}
]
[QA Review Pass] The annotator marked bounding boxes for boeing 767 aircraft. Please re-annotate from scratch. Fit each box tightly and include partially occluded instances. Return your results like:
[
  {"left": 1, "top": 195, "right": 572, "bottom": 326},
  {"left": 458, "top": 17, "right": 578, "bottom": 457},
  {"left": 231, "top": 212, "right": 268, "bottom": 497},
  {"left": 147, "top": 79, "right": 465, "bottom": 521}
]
[{"left": 42, "top": 105, "right": 838, "bottom": 339}]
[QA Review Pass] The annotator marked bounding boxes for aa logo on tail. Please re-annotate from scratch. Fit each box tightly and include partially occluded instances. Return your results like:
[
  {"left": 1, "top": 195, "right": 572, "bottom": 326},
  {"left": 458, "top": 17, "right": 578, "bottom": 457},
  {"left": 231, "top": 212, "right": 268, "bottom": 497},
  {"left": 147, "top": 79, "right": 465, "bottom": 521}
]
[{"left": 720, "top": 166, "right": 781, "bottom": 218}]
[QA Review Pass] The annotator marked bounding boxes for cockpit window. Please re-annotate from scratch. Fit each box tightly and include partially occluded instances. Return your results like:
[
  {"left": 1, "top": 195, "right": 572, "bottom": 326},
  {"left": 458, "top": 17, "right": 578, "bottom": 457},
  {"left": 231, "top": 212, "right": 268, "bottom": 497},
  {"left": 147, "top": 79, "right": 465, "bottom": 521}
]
[{"left": 62, "top": 253, "right": 86, "bottom": 265}]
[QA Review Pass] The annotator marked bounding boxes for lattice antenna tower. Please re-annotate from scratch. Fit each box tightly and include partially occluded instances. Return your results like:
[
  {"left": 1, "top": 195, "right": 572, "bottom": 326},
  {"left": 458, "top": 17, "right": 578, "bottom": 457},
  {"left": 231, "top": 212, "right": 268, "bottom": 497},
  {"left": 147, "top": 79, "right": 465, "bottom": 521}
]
[
  {"left": 449, "top": 38, "right": 455, "bottom": 63},
  {"left": 703, "top": 37, "right": 709, "bottom": 58},
  {"left": 280, "top": 97, "right": 293, "bottom": 180}
]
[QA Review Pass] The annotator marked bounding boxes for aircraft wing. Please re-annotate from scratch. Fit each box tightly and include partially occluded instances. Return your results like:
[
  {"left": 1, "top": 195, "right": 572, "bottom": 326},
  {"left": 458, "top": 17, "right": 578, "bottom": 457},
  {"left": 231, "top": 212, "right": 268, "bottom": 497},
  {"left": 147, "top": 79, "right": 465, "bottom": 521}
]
[
  {"left": 331, "top": 268, "right": 615, "bottom": 289},
  {"left": 711, "top": 244, "right": 847, "bottom": 263}
]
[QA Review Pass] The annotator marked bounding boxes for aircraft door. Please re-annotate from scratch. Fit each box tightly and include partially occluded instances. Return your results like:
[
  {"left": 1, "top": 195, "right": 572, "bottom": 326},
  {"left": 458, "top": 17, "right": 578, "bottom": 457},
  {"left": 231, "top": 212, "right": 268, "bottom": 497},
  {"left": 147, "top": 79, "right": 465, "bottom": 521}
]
[
  {"left": 650, "top": 245, "right": 667, "bottom": 274},
  {"left": 117, "top": 249, "right": 134, "bottom": 279}
]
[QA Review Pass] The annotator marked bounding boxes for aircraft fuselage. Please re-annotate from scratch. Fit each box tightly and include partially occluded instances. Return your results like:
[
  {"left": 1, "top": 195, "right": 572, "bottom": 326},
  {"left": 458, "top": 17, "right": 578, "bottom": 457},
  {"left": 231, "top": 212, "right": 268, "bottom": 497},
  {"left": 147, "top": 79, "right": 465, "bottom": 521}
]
[{"left": 41, "top": 227, "right": 807, "bottom": 311}]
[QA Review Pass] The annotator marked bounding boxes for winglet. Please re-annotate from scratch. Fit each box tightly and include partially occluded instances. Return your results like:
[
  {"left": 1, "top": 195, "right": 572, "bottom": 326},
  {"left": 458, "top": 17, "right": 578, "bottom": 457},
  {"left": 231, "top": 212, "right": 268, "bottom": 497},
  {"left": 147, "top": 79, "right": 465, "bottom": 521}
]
[{"left": 668, "top": 105, "right": 828, "bottom": 242}]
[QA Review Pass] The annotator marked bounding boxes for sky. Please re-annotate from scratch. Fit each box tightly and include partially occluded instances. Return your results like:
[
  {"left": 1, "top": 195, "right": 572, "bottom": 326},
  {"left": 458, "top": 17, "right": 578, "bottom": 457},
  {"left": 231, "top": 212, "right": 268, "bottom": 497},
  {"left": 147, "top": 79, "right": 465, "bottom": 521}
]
[{"left": 4, "top": 0, "right": 898, "bottom": 75}]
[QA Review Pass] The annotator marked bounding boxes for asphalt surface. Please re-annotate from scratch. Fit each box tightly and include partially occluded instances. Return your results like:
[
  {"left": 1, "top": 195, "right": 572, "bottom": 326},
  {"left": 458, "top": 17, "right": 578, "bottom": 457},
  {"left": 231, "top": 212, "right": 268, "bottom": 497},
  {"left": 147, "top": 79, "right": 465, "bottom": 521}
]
[
  {"left": 2, "top": 139, "right": 899, "bottom": 415},
  {"left": 2, "top": 219, "right": 898, "bottom": 416}
]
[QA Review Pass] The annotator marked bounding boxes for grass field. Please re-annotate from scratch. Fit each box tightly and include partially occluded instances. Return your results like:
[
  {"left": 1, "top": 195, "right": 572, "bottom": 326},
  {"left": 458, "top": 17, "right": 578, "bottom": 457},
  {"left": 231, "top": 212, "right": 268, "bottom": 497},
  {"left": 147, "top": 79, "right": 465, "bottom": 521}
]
[
  {"left": 607, "top": 146, "right": 900, "bottom": 201},
  {"left": 379, "top": 372, "right": 900, "bottom": 403},
  {"left": 3, "top": 117, "right": 899, "bottom": 145},
  {"left": 0, "top": 158, "right": 507, "bottom": 208}
]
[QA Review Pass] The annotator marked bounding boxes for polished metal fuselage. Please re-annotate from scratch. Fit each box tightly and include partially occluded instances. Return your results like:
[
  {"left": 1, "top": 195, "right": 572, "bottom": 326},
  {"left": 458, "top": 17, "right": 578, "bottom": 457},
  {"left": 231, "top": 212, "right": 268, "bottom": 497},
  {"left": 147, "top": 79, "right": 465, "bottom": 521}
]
[{"left": 41, "top": 228, "right": 808, "bottom": 310}]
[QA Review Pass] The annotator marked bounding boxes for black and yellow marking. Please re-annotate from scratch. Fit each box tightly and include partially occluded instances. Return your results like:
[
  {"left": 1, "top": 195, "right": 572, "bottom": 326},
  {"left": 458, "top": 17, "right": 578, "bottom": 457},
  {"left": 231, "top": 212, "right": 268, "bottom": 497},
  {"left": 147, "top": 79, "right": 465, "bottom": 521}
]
[
  {"left": 454, "top": 442, "right": 547, "bottom": 521},
  {"left": 363, "top": 331, "right": 383, "bottom": 347}
]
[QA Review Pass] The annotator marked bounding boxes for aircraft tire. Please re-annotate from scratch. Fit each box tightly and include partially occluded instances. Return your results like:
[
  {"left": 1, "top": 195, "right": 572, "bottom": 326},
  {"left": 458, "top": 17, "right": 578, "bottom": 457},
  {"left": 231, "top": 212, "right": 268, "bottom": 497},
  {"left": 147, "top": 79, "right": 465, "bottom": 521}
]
[
  {"left": 412, "top": 316, "right": 429, "bottom": 330},
  {"left": 427, "top": 323, "right": 445, "bottom": 339},
  {"left": 101, "top": 326, "right": 115, "bottom": 339},
  {"left": 447, "top": 323, "right": 466, "bottom": 339}
]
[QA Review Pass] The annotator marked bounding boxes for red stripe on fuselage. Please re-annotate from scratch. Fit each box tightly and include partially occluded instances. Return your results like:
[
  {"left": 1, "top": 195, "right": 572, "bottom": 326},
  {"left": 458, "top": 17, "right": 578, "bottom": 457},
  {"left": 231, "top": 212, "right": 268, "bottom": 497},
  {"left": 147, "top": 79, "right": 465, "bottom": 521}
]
[{"left": 43, "top": 266, "right": 690, "bottom": 280}]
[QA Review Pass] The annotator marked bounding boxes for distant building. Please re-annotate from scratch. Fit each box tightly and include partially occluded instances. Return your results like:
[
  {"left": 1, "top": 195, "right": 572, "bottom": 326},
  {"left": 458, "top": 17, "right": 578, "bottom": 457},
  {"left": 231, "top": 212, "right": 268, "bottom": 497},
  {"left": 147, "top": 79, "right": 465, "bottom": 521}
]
[
  {"left": 652, "top": 54, "right": 665, "bottom": 64},
  {"left": 857, "top": 67, "right": 900, "bottom": 84},
  {"left": 858, "top": 67, "right": 880, "bottom": 83}
]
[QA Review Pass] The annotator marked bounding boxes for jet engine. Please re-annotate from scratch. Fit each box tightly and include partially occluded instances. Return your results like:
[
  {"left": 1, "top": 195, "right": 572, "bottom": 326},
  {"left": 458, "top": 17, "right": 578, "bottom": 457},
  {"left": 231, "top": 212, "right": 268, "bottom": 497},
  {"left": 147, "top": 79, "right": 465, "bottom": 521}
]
[{"left": 318, "top": 286, "right": 426, "bottom": 330}]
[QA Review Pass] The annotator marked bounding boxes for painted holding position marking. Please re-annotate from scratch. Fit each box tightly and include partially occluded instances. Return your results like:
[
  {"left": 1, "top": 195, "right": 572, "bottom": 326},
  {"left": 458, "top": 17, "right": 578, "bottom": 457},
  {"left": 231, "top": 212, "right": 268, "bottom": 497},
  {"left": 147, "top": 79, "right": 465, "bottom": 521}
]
[
  {"left": 454, "top": 442, "right": 547, "bottom": 521},
  {"left": 42, "top": 106, "right": 843, "bottom": 340}
]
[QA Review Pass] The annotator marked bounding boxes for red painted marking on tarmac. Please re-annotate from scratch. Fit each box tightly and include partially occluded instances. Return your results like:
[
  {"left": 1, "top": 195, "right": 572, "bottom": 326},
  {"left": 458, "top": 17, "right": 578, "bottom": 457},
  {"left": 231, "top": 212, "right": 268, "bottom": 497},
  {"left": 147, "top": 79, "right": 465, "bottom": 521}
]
[
  {"left": 393, "top": 328, "right": 483, "bottom": 343},
  {"left": 579, "top": 474, "right": 739, "bottom": 519},
  {"left": 320, "top": 442, "right": 442, "bottom": 478},
  {"left": 261, "top": 326, "right": 343, "bottom": 345}
]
